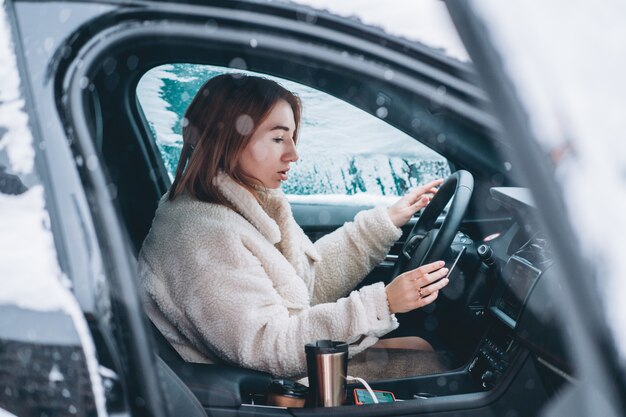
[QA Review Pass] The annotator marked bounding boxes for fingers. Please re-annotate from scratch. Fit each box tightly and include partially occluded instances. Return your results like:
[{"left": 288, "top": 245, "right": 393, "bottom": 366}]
[
  {"left": 407, "top": 179, "right": 442, "bottom": 197},
  {"left": 410, "top": 195, "right": 430, "bottom": 209},
  {"left": 420, "top": 275, "right": 449, "bottom": 297},
  {"left": 419, "top": 266, "right": 449, "bottom": 287},
  {"left": 386, "top": 263, "right": 450, "bottom": 313},
  {"left": 415, "top": 273, "right": 449, "bottom": 308},
  {"left": 404, "top": 187, "right": 426, "bottom": 204},
  {"left": 405, "top": 179, "right": 444, "bottom": 207},
  {"left": 406, "top": 260, "right": 449, "bottom": 296},
  {"left": 418, "top": 289, "right": 440, "bottom": 307},
  {"left": 419, "top": 179, "right": 444, "bottom": 194},
  {"left": 411, "top": 260, "right": 446, "bottom": 276}
]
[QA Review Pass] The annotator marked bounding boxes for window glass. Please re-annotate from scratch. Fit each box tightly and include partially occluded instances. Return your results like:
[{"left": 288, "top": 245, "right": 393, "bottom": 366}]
[{"left": 137, "top": 64, "right": 450, "bottom": 205}]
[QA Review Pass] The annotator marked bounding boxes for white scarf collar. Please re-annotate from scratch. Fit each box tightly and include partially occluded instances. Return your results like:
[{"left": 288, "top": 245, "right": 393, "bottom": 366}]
[
  {"left": 213, "top": 171, "right": 320, "bottom": 264},
  {"left": 213, "top": 172, "right": 282, "bottom": 244}
]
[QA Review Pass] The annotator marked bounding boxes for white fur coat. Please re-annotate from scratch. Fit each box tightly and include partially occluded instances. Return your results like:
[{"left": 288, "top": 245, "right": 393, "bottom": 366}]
[{"left": 138, "top": 172, "right": 402, "bottom": 377}]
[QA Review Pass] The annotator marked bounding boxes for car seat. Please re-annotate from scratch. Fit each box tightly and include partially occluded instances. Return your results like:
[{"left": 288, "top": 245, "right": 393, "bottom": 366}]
[
  {"left": 155, "top": 356, "right": 208, "bottom": 417},
  {"left": 149, "top": 321, "right": 273, "bottom": 408}
]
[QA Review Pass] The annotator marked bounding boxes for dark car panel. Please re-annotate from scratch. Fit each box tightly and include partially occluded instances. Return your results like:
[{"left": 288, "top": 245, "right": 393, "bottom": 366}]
[
  {"left": 4, "top": 1, "right": 620, "bottom": 416},
  {"left": 0, "top": 307, "right": 100, "bottom": 417}
]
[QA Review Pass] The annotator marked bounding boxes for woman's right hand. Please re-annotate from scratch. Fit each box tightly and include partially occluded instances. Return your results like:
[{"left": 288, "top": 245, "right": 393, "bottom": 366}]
[{"left": 385, "top": 261, "right": 450, "bottom": 314}]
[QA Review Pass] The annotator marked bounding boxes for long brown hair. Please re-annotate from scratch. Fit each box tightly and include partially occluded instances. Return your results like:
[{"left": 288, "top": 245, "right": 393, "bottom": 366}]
[{"left": 169, "top": 73, "right": 302, "bottom": 204}]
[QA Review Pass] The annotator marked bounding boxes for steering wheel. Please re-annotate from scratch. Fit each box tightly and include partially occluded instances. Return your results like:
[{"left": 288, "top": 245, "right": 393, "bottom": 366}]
[{"left": 392, "top": 170, "right": 474, "bottom": 278}]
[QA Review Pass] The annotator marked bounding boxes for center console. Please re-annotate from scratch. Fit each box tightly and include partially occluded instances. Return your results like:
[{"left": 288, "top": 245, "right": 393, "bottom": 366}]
[
  {"left": 468, "top": 235, "right": 552, "bottom": 390},
  {"left": 468, "top": 321, "right": 519, "bottom": 390}
]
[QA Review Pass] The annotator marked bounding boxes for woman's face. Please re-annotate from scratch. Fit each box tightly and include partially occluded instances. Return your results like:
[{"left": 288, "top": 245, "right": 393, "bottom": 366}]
[{"left": 238, "top": 99, "right": 299, "bottom": 189}]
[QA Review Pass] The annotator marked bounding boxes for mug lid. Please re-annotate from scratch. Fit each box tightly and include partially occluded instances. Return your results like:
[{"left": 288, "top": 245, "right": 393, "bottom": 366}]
[{"left": 304, "top": 339, "right": 348, "bottom": 354}]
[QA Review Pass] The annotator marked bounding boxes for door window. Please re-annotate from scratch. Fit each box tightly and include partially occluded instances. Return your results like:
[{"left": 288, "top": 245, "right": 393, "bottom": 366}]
[{"left": 136, "top": 64, "right": 450, "bottom": 206}]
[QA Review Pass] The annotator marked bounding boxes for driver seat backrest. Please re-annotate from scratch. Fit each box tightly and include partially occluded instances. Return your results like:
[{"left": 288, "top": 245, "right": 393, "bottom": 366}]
[{"left": 150, "top": 320, "right": 189, "bottom": 368}]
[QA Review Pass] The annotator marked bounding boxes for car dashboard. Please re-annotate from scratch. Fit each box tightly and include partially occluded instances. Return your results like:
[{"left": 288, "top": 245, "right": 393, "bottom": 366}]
[
  {"left": 465, "top": 187, "right": 572, "bottom": 396},
  {"left": 357, "top": 186, "right": 573, "bottom": 414}
]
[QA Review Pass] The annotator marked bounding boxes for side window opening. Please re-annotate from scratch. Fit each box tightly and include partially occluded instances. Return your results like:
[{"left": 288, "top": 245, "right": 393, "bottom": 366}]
[{"left": 136, "top": 64, "right": 451, "bottom": 205}]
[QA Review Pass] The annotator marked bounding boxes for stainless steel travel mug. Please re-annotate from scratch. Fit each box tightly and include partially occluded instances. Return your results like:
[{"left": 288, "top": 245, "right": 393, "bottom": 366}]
[{"left": 305, "top": 340, "right": 348, "bottom": 407}]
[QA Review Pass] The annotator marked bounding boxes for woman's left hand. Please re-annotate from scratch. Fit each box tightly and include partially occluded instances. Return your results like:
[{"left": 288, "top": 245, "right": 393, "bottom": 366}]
[{"left": 387, "top": 179, "right": 444, "bottom": 228}]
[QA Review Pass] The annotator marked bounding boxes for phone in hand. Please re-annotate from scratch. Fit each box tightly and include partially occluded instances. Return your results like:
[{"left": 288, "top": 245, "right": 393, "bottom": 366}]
[
  {"left": 445, "top": 246, "right": 466, "bottom": 279},
  {"left": 420, "top": 246, "right": 466, "bottom": 291}
]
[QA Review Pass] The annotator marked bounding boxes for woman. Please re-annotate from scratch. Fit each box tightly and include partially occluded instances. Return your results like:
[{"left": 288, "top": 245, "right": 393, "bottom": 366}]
[{"left": 139, "top": 73, "right": 449, "bottom": 379}]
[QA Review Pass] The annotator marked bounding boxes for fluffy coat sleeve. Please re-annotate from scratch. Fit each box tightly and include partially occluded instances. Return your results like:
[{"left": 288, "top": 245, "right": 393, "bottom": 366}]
[{"left": 311, "top": 206, "right": 403, "bottom": 304}]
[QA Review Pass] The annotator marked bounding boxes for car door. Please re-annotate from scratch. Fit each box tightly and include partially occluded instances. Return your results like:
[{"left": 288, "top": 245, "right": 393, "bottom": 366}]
[
  {"left": 5, "top": 1, "right": 180, "bottom": 416},
  {"left": 0, "top": 4, "right": 109, "bottom": 415}
]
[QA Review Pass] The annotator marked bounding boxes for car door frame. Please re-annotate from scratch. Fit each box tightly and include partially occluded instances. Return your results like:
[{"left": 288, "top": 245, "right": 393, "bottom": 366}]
[{"left": 8, "top": 1, "right": 174, "bottom": 416}]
